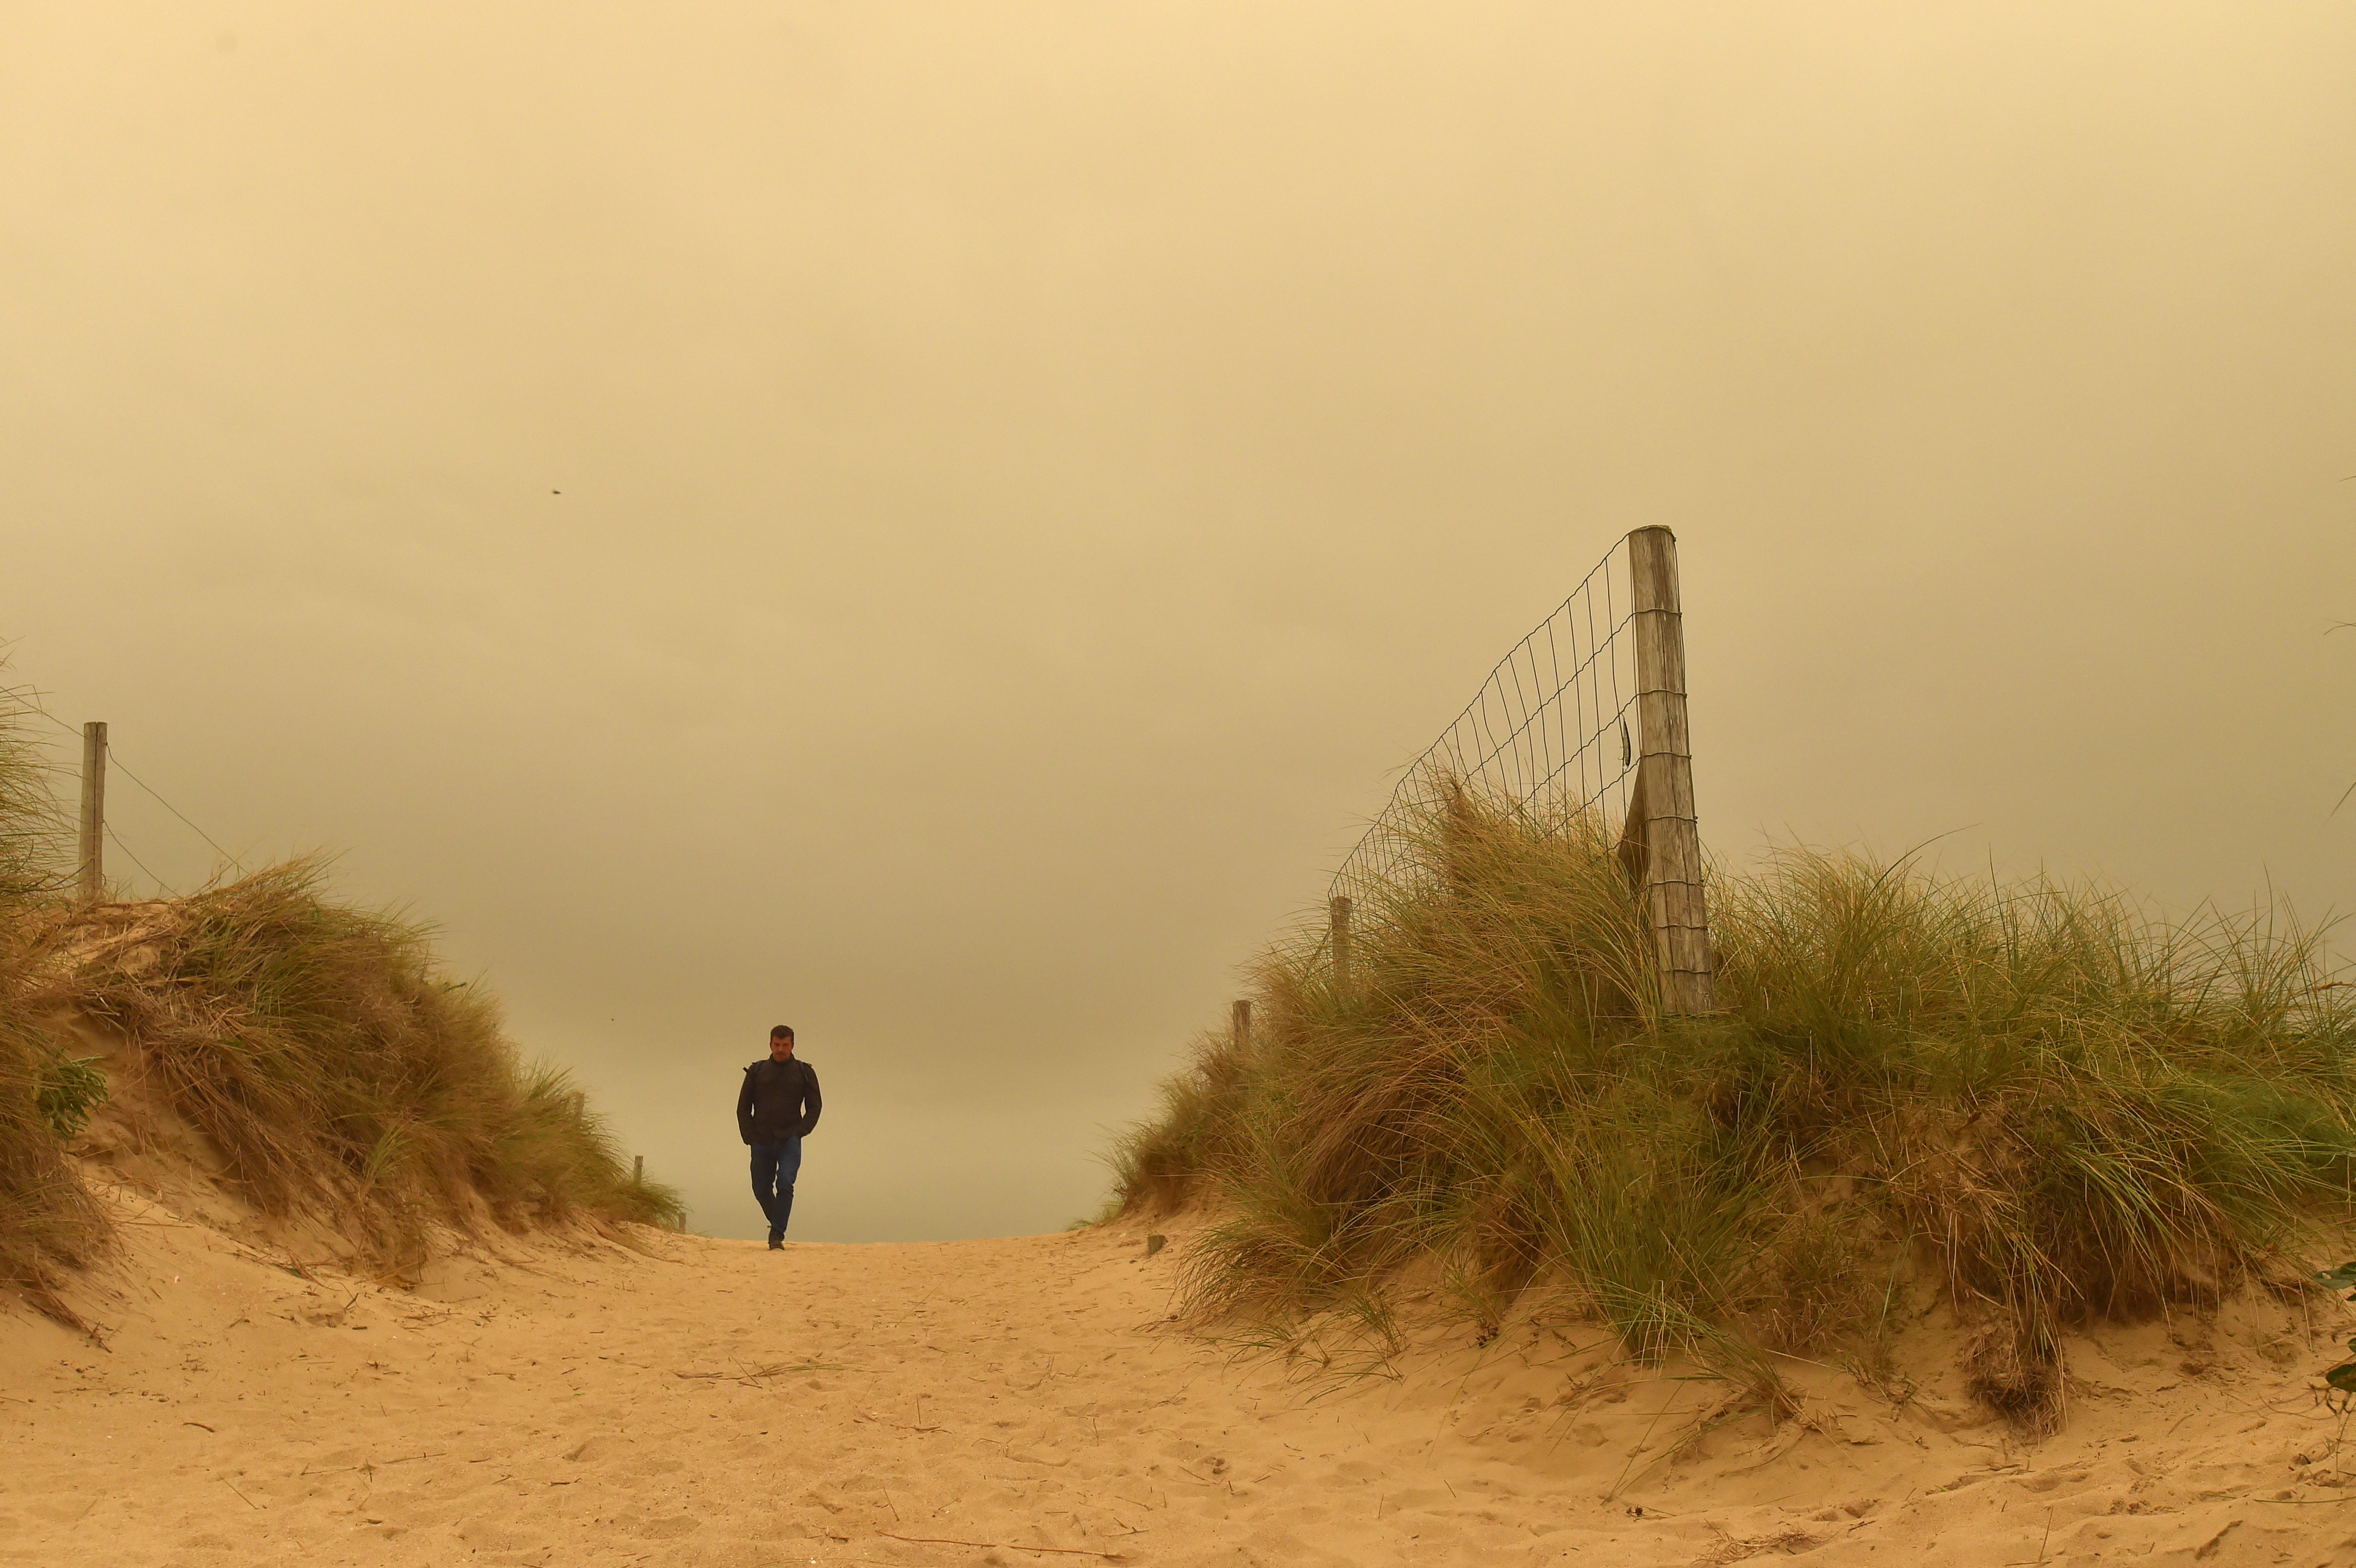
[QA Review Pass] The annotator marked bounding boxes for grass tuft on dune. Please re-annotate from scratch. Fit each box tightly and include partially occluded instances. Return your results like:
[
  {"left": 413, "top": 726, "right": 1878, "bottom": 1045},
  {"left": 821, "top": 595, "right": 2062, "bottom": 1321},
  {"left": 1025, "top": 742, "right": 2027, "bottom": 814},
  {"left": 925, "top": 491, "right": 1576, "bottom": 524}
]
[
  {"left": 1112, "top": 789, "right": 2356, "bottom": 1424},
  {"left": 0, "top": 672, "right": 681, "bottom": 1317},
  {"left": 0, "top": 680, "right": 109, "bottom": 1315},
  {"left": 53, "top": 861, "right": 687, "bottom": 1262},
  {"left": 0, "top": 945, "right": 112, "bottom": 1320}
]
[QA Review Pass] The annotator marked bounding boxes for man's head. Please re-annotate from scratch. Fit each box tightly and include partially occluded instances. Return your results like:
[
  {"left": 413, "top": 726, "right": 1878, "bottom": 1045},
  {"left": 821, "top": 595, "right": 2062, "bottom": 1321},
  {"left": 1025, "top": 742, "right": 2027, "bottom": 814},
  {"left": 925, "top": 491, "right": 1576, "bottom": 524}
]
[{"left": 768, "top": 1025, "right": 796, "bottom": 1060}]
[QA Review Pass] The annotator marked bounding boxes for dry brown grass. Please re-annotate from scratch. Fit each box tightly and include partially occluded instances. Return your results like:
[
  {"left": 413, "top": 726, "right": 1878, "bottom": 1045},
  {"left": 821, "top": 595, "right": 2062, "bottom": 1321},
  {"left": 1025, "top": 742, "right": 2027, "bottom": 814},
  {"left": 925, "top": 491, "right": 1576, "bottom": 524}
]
[
  {"left": 44, "top": 861, "right": 684, "bottom": 1267},
  {"left": 0, "top": 666, "right": 683, "bottom": 1316},
  {"left": 0, "top": 925, "right": 112, "bottom": 1321},
  {"left": 0, "top": 676, "right": 110, "bottom": 1317}
]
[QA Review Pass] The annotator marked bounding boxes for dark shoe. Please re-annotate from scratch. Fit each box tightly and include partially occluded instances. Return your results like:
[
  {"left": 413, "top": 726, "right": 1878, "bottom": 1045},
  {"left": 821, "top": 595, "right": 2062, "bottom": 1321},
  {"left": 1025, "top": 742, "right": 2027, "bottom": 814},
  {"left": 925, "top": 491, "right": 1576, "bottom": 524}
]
[{"left": 767, "top": 1235, "right": 784, "bottom": 1250}]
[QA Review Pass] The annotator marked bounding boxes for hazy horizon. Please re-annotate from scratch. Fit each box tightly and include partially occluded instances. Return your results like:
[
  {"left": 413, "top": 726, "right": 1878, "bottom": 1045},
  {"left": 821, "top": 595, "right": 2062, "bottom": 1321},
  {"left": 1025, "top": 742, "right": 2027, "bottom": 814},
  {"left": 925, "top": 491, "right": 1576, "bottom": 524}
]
[{"left": 7, "top": 2, "right": 2352, "bottom": 1240}]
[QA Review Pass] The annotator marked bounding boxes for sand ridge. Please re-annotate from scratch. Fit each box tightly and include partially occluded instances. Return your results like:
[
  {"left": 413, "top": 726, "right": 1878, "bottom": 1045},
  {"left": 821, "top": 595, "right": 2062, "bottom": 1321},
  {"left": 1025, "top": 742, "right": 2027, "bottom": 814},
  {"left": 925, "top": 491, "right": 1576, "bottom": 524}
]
[{"left": 3, "top": 1188, "right": 2355, "bottom": 1566}]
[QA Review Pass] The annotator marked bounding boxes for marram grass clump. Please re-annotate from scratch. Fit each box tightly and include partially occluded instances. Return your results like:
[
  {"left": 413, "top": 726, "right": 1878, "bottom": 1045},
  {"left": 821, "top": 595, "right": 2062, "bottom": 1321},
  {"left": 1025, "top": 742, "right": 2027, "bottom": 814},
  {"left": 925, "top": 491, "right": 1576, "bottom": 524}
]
[
  {"left": 1111, "top": 792, "right": 2356, "bottom": 1424},
  {"left": 0, "top": 664, "right": 684, "bottom": 1317},
  {"left": 52, "top": 860, "right": 686, "bottom": 1263},
  {"left": 0, "top": 678, "right": 110, "bottom": 1314},
  {"left": 0, "top": 938, "right": 111, "bottom": 1318}
]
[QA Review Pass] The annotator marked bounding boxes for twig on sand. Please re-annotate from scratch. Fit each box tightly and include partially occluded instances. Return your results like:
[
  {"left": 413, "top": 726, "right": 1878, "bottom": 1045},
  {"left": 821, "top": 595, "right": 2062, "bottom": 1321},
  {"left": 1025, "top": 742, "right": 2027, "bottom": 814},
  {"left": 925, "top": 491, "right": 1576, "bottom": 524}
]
[
  {"left": 675, "top": 1360, "right": 845, "bottom": 1387},
  {"left": 1607, "top": 1380, "right": 1690, "bottom": 1501},
  {"left": 856, "top": 1407, "right": 943, "bottom": 1433},
  {"left": 2254, "top": 1496, "right": 2356, "bottom": 1505},
  {"left": 2001, "top": 1509, "right": 2055, "bottom": 1566},
  {"left": 298, "top": 1452, "right": 443, "bottom": 1477},
  {"left": 878, "top": 1533, "right": 1124, "bottom": 1560},
  {"left": 183, "top": 1420, "right": 216, "bottom": 1433},
  {"left": 220, "top": 1478, "right": 264, "bottom": 1510}
]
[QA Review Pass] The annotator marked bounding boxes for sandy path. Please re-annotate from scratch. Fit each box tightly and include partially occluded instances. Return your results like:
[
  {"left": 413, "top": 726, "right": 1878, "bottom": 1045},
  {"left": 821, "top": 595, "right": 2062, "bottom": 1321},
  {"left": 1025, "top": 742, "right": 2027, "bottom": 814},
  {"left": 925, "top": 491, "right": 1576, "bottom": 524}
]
[{"left": 4, "top": 1193, "right": 2355, "bottom": 1567}]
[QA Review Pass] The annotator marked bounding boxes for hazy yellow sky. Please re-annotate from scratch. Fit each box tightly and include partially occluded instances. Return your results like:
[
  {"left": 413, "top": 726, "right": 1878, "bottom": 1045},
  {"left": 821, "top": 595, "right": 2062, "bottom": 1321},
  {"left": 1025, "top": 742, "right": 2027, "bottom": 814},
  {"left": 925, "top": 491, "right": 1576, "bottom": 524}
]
[{"left": 7, "top": 3, "right": 2353, "bottom": 1239}]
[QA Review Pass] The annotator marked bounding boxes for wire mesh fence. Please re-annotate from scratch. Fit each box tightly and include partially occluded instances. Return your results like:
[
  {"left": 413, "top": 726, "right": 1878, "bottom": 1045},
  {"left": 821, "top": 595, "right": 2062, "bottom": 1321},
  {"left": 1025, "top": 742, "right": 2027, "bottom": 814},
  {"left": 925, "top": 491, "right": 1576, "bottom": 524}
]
[
  {"left": 1329, "top": 532, "right": 1644, "bottom": 915},
  {"left": 1324, "top": 527, "right": 1713, "bottom": 1012}
]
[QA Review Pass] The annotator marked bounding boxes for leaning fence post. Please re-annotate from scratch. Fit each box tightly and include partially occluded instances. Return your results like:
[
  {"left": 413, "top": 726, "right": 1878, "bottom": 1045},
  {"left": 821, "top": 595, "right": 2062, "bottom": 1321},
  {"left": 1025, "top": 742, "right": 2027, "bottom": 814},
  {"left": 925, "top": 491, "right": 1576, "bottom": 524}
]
[
  {"left": 1328, "top": 895, "right": 1353, "bottom": 987},
  {"left": 78, "top": 722, "right": 107, "bottom": 904},
  {"left": 1231, "top": 998, "right": 1251, "bottom": 1052},
  {"left": 1626, "top": 528, "right": 1714, "bottom": 1015}
]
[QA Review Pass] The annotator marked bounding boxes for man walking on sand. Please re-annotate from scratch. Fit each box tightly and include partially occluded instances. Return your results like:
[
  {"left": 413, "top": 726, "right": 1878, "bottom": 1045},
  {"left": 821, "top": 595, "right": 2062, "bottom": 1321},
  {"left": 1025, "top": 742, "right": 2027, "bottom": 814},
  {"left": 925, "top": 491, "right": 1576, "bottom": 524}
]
[{"left": 738, "top": 1025, "right": 822, "bottom": 1249}]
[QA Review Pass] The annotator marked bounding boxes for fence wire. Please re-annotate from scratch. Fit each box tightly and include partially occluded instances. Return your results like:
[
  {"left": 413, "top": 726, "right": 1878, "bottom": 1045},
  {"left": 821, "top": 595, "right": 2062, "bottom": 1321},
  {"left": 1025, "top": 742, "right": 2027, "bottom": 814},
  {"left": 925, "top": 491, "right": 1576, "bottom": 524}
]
[
  {"left": 5, "top": 690, "right": 246, "bottom": 899},
  {"left": 1330, "top": 534, "right": 1642, "bottom": 918}
]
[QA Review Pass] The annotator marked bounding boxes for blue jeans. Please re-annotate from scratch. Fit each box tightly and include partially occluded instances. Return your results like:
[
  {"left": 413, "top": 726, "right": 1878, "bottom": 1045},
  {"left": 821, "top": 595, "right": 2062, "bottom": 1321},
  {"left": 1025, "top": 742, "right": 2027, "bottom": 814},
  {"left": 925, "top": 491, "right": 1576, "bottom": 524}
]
[{"left": 749, "top": 1137, "right": 803, "bottom": 1239}]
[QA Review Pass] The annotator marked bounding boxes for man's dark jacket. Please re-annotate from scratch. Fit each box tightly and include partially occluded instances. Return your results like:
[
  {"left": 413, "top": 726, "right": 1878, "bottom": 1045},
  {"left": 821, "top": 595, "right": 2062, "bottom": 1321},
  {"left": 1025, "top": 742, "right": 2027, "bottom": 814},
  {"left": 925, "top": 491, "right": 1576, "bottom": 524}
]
[{"left": 738, "top": 1057, "right": 822, "bottom": 1145}]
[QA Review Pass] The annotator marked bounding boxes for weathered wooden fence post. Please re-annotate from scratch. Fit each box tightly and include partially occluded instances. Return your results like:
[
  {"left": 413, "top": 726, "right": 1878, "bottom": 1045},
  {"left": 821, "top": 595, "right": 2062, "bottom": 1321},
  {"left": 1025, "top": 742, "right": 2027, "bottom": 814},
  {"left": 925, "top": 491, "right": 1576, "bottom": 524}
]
[
  {"left": 1231, "top": 998, "right": 1251, "bottom": 1051},
  {"left": 634, "top": 1154, "right": 644, "bottom": 1186},
  {"left": 1626, "top": 528, "right": 1714, "bottom": 1015},
  {"left": 1328, "top": 894, "right": 1353, "bottom": 987},
  {"left": 78, "top": 721, "right": 107, "bottom": 904}
]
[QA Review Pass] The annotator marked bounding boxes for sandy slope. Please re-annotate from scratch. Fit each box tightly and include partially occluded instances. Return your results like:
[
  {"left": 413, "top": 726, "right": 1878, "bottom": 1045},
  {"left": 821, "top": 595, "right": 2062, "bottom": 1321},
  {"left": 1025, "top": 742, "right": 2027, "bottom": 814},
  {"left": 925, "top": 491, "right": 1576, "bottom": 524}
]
[{"left": 4, "top": 1185, "right": 2356, "bottom": 1568}]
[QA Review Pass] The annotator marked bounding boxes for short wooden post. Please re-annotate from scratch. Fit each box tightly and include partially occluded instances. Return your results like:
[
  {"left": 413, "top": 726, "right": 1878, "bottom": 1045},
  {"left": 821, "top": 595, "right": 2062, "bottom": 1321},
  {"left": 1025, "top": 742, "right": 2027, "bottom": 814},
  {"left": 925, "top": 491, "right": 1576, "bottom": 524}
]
[
  {"left": 570, "top": 1089, "right": 586, "bottom": 1121},
  {"left": 633, "top": 1154, "right": 644, "bottom": 1186},
  {"left": 1328, "top": 895, "right": 1353, "bottom": 986},
  {"left": 1626, "top": 528, "right": 1714, "bottom": 1015},
  {"left": 78, "top": 722, "right": 107, "bottom": 904},
  {"left": 1231, "top": 998, "right": 1251, "bottom": 1051}
]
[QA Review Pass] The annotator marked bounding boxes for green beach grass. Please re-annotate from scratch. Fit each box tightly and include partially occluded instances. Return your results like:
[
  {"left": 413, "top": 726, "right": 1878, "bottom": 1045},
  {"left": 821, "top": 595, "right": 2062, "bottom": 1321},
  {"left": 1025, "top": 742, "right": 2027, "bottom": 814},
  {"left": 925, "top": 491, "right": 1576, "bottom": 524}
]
[{"left": 1112, "top": 789, "right": 2356, "bottom": 1423}]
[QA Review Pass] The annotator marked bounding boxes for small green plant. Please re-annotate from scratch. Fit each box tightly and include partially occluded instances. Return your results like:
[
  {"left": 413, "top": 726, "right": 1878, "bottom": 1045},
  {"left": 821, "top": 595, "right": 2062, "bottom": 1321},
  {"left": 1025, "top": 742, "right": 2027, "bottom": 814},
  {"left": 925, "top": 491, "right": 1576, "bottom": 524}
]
[
  {"left": 2316, "top": 1262, "right": 2356, "bottom": 1394},
  {"left": 35, "top": 1049, "right": 108, "bottom": 1141}
]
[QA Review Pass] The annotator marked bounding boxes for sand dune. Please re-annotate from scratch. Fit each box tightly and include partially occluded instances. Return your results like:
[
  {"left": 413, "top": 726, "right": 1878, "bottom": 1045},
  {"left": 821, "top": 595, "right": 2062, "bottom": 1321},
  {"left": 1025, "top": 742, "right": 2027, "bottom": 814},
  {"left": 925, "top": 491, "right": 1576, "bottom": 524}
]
[{"left": 3, "top": 1184, "right": 2354, "bottom": 1567}]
